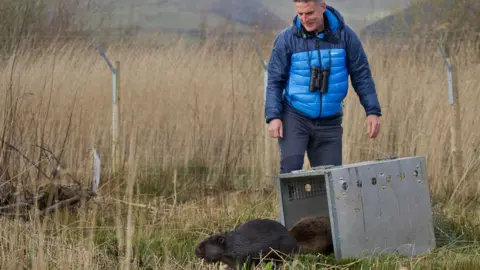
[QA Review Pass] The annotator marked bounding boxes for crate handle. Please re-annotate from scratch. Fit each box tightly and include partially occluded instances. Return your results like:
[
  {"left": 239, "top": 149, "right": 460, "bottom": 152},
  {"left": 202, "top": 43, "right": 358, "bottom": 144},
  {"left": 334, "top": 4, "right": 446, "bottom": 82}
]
[
  {"left": 311, "top": 165, "right": 335, "bottom": 170},
  {"left": 375, "top": 155, "right": 399, "bottom": 161}
]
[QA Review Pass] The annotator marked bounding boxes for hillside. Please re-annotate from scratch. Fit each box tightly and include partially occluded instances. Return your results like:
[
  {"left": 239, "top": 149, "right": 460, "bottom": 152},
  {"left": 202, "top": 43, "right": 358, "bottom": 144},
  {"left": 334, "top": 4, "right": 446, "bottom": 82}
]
[
  {"left": 88, "top": 0, "right": 412, "bottom": 35},
  {"left": 360, "top": 0, "right": 480, "bottom": 39}
]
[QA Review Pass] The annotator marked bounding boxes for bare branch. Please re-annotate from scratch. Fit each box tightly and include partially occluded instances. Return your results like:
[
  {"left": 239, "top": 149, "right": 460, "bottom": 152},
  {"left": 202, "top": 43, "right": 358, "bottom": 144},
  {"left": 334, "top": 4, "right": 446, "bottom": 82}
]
[
  {"left": 41, "top": 190, "right": 95, "bottom": 216},
  {"left": 32, "top": 144, "right": 82, "bottom": 187},
  {"left": 0, "top": 139, "right": 50, "bottom": 179}
]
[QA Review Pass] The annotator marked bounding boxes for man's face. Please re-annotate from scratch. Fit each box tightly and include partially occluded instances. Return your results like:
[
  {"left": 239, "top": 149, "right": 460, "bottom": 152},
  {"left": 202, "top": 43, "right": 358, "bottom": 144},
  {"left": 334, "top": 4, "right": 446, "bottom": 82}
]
[{"left": 295, "top": 1, "right": 327, "bottom": 33}]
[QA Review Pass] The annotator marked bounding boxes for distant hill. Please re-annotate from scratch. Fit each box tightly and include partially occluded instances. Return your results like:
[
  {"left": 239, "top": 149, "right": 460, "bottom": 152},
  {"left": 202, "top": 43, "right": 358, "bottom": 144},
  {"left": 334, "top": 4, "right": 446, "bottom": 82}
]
[
  {"left": 92, "top": 0, "right": 290, "bottom": 35},
  {"left": 87, "top": 0, "right": 412, "bottom": 36},
  {"left": 208, "top": 0, "right": 289, "bottom": 31},
  {"left": 360, "top": 0, "right": 480, "bottom": 40}
]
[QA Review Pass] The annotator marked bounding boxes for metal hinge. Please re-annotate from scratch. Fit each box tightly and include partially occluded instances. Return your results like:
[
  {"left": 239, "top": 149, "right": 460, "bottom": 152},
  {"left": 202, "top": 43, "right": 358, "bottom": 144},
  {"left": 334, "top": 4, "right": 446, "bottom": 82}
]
[
  {"left": 311, "top": 165, "right": 335, "bottom": 170},
  {"left": 375, "top": 155, "right": 399, "bottom": 161}
]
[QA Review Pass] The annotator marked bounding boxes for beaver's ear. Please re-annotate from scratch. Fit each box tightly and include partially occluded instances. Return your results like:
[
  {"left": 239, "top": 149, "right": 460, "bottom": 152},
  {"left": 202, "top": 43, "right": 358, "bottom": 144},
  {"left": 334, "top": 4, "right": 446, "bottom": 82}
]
[{"left": 213, "top": 234, "right": 226, "bottom": 245}]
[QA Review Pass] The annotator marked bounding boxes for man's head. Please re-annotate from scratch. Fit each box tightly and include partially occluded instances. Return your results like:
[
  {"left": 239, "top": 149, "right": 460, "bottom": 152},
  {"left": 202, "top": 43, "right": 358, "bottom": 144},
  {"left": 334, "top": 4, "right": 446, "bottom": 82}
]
[{"left": 293, "top": 0, "right": 327, "bottom": 33}]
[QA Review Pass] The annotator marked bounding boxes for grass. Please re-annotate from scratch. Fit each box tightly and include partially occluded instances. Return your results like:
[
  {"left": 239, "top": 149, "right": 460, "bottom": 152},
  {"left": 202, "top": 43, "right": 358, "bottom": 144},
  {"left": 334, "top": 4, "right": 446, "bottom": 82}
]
[{"left": 0, "top": 29, "right": 479, "bottom": 269}]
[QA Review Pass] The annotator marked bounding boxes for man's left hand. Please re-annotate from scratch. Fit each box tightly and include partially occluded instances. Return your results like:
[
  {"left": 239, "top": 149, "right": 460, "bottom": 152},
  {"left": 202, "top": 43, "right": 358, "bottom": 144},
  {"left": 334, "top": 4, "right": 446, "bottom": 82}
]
[{"left": 366, "top": 115, "right": 381, "bottom": 139}]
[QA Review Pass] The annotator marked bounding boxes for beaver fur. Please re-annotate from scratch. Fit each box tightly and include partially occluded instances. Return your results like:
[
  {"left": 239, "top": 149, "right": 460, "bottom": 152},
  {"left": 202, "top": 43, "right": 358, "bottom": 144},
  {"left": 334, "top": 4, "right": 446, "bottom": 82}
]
[
  {"left": 194, "top": 218, "right": 300, "bottom": 269},
  {"left": 288, "top": 215, "right": 334, "bottom": 255}
]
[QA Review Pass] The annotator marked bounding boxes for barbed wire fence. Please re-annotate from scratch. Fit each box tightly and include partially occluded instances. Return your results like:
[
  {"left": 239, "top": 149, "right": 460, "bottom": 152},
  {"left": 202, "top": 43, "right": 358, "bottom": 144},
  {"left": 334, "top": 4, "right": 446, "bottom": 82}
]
[{"left": 0, "top": 29, "right": 477, "bottom": 249}]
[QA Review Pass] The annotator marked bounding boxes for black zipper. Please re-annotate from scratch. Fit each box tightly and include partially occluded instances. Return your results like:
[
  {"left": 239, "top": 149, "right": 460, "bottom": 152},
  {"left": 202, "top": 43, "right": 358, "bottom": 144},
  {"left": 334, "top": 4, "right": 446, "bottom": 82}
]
[{"left": 315, "top": 39, "right": 323, "bottom": 118}]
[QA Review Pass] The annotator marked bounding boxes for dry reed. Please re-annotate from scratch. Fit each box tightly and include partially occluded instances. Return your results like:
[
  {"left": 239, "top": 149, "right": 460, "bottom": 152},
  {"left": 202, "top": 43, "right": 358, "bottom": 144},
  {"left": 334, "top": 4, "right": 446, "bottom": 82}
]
[{"left": 0, "top": 31, "right": 478, "bottom": 269}]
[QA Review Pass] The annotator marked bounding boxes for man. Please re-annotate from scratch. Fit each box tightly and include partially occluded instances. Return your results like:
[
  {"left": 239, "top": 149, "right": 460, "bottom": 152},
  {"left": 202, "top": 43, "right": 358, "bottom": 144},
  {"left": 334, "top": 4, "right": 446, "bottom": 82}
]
[{"left": 265, "top": 0, "right": 382, "bottom": 174}]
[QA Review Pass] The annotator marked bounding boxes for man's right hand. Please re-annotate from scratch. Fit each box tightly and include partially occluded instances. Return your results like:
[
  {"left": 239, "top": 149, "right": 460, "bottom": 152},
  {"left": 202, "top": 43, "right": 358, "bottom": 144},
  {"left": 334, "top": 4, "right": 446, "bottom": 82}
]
[{"left": 268, "top": 119, "right": 283, "bottom": 138}]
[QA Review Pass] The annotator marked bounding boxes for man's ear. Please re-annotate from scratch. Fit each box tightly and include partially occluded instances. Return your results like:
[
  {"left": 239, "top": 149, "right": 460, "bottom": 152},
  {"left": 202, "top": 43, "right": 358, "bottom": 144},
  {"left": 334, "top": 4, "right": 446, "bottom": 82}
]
[{"left": 320, "top": 2, "right": 327, "bottom": 12}]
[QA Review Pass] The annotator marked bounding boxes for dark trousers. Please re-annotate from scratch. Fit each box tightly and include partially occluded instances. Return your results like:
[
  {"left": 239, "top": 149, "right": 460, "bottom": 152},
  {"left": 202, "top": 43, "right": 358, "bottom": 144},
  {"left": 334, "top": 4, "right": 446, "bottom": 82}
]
[{"left": 278, "top": 104, "right": 343, "bottom": 174}]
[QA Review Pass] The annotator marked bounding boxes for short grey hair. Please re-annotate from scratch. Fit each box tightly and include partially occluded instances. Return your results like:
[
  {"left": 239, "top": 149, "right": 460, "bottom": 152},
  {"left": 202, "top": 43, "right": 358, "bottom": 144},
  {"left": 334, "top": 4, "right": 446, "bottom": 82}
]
[{"left": 292, "top": 0, "right": 324, "bottom": 2}]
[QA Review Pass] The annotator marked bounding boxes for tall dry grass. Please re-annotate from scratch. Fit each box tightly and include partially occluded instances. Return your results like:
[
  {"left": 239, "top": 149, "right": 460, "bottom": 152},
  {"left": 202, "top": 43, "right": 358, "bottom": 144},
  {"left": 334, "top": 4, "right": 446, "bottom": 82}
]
[
  {"left": 0, "top": 31, "right": 479, "bottom": 269},
  {"left": 1, "top": 32, "right": 479, "bottom": 202}
]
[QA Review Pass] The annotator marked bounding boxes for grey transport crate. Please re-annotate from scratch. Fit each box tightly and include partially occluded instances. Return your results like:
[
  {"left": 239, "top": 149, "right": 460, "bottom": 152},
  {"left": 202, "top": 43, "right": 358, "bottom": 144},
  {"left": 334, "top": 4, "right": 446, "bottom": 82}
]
[{"left": 276, "top": 156, "right": 436, "bottom": 261}]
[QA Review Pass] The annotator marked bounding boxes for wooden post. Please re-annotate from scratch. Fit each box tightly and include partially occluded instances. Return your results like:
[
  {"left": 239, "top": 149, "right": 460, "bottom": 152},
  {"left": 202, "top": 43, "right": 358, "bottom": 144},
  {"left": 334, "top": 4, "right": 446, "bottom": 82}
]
[
  {"left": 264, "top": 69, "right": 271, "bottom": 182},
  {"left": 91, "top": 148, "right": 101, "bottom": 194},
  {"left": 253, "top": 39, "right": 272, "bottom": 183},
  {"left": 449, "top": 60, "right": 464, "bottom": 186},
  {"left": 113, "top": 61, "right": 121, "bottom": 175},
  {"left": 437, "top": 41, "right": 464, "bottom": 185},
  {"left": 95, "top": 45, "right": 122, "bottom": 176}
]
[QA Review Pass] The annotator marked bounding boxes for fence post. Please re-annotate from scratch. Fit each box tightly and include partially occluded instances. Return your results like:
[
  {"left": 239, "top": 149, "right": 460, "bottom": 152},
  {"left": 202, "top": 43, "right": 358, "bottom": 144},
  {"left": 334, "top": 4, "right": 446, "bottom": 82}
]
[
  {"left": 113, "top": 61, "right": 121, "bottom": 175},
  {"left": 95, "top": 44, "right": 121, "bottom": 176},
  {"left": 436, "top": 40, "right": 464, "bottom": 186},
  {"left": 91, "top": 148, "right": 101, "bottom": 194},
  {"left": 253, "top": 39, "right": 271, "bottom": 183}
]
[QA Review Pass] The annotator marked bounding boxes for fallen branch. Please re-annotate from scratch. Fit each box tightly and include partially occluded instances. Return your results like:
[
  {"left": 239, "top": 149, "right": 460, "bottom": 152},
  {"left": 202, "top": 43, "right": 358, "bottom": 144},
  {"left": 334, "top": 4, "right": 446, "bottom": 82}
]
[
  {"left": 41, "top": 189, "right": 96, "bottom": 216},
  {"left": 0, "top": 202, "right": 31, "bottom": 211},
  {"left": 0, "top": 147, "right": 101, "bottom": 220},
  {"left": 0, "top": 185, "right": 97, "bottom": 219}
]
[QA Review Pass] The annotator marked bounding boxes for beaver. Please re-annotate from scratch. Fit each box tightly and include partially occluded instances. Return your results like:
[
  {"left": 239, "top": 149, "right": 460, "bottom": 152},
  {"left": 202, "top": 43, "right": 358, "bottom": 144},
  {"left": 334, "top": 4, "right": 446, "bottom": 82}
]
[
  {"left": 194, "top": 218, "right": 300, "bottom": 269},
  {"left": 288, "top": 215, "right": 334, "bottom": 256}
]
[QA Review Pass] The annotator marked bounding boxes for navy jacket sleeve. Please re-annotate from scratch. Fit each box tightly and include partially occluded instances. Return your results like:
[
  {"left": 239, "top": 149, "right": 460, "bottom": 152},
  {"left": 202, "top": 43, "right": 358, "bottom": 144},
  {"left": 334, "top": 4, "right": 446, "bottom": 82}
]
[
  {"left": 265, "top": 31, "right": 292, "bottom": 123},
  {"left": 344, "top": 26, "right": 382, "bottom": 117}
]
